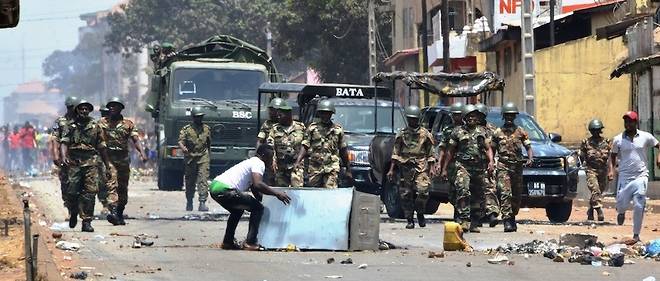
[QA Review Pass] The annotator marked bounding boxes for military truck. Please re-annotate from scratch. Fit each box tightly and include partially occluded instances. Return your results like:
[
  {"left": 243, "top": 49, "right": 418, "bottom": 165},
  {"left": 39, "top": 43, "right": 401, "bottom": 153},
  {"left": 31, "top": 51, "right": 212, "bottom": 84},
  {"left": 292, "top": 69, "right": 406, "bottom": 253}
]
[{"left": 146, "top": 35, "right": 278, "bottom": 190}]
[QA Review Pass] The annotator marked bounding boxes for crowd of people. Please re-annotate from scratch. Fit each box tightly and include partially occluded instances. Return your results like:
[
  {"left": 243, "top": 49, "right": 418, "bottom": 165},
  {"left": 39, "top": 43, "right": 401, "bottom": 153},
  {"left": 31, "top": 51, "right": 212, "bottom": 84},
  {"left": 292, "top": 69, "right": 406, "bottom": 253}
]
[{"left": 0, "top": 122, "right": 51, "bottom": 175}]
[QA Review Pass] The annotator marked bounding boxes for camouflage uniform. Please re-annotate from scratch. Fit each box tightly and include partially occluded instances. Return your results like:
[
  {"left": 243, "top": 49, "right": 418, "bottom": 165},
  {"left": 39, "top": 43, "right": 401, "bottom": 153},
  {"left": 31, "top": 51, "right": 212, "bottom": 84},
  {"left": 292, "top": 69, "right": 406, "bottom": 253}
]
[
  {"left": 60, "top": 117, "right": 106, "bottom": 221},
  {"left": 392, "top": 127, "right": 435, "bottom": 219},
  {"left": 438, "top": 124, "right": 458, "bottom": 205},
  {"left": 52, "top": 115, "right": 73, "bottom": 209},
  {"left": 99, "top": 116, "right": 139, "bottom": 210},
  {"left": 579, "top": 136, "right": 611, "bottom": 209},
  {"left": 257, "top": 119, "right": 277, "bottom": 184},
  {"left": 492, "top": 125, "right": 531, "bottom": 220},
  {"left": 301, "top": 121, "right": 346, "bottom": 188},
  {"left": 267, "top": 121, "right": 306, "bottom": 187},
  {"left": 178, "top": 123, "right": 211, "bottom": 203},
  {"left": 448, "top": 125, "right": 491, "bottom": 222},
  {"left": 483, "top": 122, "right": 500, "bottom": 217}
]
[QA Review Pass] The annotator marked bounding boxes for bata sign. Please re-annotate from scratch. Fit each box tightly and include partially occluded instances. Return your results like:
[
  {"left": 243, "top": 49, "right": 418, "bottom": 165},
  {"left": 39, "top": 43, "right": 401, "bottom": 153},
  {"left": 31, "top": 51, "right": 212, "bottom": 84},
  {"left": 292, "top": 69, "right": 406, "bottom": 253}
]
[{"left": 335, "top": 87, "right": 365, "bottom": 97}]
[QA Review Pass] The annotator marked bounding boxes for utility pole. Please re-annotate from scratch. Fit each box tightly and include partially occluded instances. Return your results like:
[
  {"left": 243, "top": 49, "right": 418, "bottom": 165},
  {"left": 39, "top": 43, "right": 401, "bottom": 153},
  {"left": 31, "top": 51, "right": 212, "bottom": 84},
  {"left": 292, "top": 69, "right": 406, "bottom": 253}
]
[
  {"left": 521, "top": 0, "right": 536, "bottom": 116},
  {"left": 549, "top": 0, "right": 555, "bottom": 46},
  {"left": 421, "top": 0, "right": 429, "bottom": 106},
  {"left": 368, "top": 0, "right": 377, "bottom": 85},
  {"left": 440, "top": 0, "right": 451, "bottom": 74},
  {"left": 265, "top": 21, "right": 272, "bottom": 58}
]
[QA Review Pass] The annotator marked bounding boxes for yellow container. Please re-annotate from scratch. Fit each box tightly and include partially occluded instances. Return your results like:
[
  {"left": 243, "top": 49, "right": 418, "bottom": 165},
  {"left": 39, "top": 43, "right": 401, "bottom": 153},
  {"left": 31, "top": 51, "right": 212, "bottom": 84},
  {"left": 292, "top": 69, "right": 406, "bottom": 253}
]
[{"left": 443, "top": 222, "right": 468, "bottom": 251}]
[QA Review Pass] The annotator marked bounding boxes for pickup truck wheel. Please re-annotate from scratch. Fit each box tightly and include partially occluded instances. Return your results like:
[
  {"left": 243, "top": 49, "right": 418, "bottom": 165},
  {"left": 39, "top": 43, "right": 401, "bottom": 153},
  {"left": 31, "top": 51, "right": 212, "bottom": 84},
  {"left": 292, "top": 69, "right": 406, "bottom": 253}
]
[
  {"left": 381, "top": 177, "right": 405, "bottom": 219},
  {"left": 158, "top": 168, "right": 183, "bottom": 191},
  {"left": 425, "top": 199, "right": 441, "bottom": 214},
  {"left": 545, "top": 201, "right": 573, "bottom": 223}
]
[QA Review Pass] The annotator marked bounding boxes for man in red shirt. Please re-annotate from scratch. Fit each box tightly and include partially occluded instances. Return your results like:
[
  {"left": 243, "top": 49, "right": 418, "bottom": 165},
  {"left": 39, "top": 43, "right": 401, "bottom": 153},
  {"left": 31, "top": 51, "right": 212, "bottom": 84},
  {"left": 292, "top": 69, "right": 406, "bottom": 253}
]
[
  {"left": 8, "top": 126, "right": 21, "bottom": 171},
  {"left": 19, "top": 122, "right": 36, "bottom": 172}
]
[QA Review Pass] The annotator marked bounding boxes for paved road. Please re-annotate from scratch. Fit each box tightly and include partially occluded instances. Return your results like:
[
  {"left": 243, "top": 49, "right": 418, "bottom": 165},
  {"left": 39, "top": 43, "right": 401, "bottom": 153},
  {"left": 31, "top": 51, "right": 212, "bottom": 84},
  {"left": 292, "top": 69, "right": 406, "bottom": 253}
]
[{"left": 20, "top": 178, "right": 659, "bottom": 281}]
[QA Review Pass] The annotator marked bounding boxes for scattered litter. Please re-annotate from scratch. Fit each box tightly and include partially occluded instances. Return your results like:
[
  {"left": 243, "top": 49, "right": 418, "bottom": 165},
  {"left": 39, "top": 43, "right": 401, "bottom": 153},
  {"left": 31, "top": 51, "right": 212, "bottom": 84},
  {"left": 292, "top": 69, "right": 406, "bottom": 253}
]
[
  {"left": 133, "top": 235, "right": 154, "bottom": 247},
  {"left": 69, "top": 271, "right": 88, "bottom": 280},
  {"left": 38, "top": 220, "right": 47, "bottom": 227},
  {"left": 52, "top": 232, "right": 62, "bottom": 239},
  {"left": 591, "top": 260, "right": 602, "bottom": 267},
  {"left": 553, "top": 255, "right": 565, "bottom": 263},
  {"left": 49, "top": 222, "right": 68, "bottom": 231},
  {"left": 647, "top": 239, "right": 660, "bottom": 256},
  {"left": 642, "top": 277, "right": 655, "bottom": 281},
  {"left": 507, "top": 261, "right": 515, "bottom": 266},
  {"left": 378, "top": 240, "right": 396, "bottom": 250},
  {"left": 79, "top": 266, "right": 96, "bottom": 271},
  {"left": 524, "top": 254, "right": 530, "bottom": 259},
  {"left": 340, "top": 258, "right": 353, "bottom": 265},
  {"left": 285, "top": 244, "right": 299, "bottom": 252},
  {"left": 94, "top": 273, "right": 104, "bottom": 277},
  {"left": 327, "top": 258, "right": 335, "bottom": 264},
  {"left": 559, "top": 233, "right": 598, "bottom": 248},
  {"left": 466, "top": 262, "right": 472, "bottom": 267},
  {"left": 487, "top": 255, "right": 509, "bottom": 264},
  {"left": 147, "top": 214, "right": 160, "bottom": 219},
  {"left": 495, "top": 240, "right": 559, "bottom": 255},
  {"left": 324, "top": 275, "right": 343, "bottom": 279},
  {"left": 602, "top": 271, "right": 610, "bottom": 276},
  {"left": 56, "top": 241, "right": 81, "bottom": 251},
  {"left": 63, "top": 256, "right": 72, "bottom": 261},
  {"left": 357, "top": 264, "right": 368, "bottom": 269},
  {"left": 93, "top": 235, "right": 105, "bottom": 241},
  {"left": 610, "top": 253, "right": 625, "bottom": 267},
  {"left": 427, "top": 251, "right": 445, "bottom": 258},
  {"left": 624, "top": 259, "right": 635, "bottom": 264},
  {"left": 604, "top": 244, "right": 626, "bottom": 255}
]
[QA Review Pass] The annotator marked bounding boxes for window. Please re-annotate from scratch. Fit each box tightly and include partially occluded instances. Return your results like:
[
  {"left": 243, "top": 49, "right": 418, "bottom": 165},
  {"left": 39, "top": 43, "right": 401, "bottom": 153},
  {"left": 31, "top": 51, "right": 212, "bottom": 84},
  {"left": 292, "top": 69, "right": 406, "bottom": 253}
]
[{"left": 172, "top": 68, "right": 265, "bottom": 101}]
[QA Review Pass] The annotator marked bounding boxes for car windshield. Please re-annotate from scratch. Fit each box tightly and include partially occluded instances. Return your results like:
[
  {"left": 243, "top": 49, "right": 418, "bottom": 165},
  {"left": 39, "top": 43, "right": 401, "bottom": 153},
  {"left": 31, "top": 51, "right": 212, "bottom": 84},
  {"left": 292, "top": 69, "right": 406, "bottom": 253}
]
[
  {"left": 334, "top": 105, "right": 406, "bottom": 134},
  {"left": 172, "top": 68, "right": 265, "bottom": 101},
  {"left": 487, "top": 112, "right": 547, "bottom": 141}
]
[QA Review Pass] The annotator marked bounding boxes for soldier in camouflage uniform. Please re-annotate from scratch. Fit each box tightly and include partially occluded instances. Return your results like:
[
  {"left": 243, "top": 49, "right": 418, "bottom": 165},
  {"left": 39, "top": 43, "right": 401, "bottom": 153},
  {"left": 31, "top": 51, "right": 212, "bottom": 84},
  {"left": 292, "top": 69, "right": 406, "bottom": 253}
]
[
  {"left": 178, "top": 106, "right": 211, "bottom": 212},
  {"left": 441, "top": 104, "right": 495, "bottom": 232},
  {"left": 476, "top": 103, "right": 500, "bottom": 227},
  {"left": 267, "top": 101, "right": 305, "bottom": 187},
  {"left": 100, "top": 97, "right": 148, "bottom": 226},
  {"left": 434, "top": 102, "right": 463, "bottom": 220},
  {"left": 61, "top": 100, "right": 113, "bottom": 232},
  {"left": 579, "top": 119, "right": 611, "bottom": 221},
  {"left": 97, "top": 106, "right": 110, "bottom": 215},
  {"left": 295, "top": 99, "right": 352, "bottom": 188},
  {"left": 257, "top": 98, "right": 284, "bottom": 185},
  {"left": 50, "top": 96, "right": 78, "bottom": 220},
  {"left": 492, "top": 103, "right": 533, "bottom": 232},
  {"left": 388, "top": 105, "right": 435, "bottom": 229}
]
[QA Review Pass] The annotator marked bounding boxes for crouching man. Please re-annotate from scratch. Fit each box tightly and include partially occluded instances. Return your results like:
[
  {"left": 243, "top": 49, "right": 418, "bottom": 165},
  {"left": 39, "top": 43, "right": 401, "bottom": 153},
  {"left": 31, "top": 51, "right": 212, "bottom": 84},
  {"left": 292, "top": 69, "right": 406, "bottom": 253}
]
[{"left": 210, "top": 144, "right": 291, "bottom": 250}]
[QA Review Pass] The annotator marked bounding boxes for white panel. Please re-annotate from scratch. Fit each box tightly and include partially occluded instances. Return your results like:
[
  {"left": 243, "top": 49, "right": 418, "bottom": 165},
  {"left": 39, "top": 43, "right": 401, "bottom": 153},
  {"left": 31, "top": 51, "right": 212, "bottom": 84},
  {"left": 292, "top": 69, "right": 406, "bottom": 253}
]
[{"left": 257, "top": 188, "right": 354, "bottom": 250}]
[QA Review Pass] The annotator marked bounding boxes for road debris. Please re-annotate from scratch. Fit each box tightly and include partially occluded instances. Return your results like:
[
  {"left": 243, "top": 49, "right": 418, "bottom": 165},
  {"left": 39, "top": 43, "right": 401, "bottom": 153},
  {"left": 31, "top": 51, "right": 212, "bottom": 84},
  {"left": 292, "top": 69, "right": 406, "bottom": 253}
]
[
  {"left": 602, "top": 271, "right": 610, "bottom": 276},
  {"left": 133, "top": 234, "right": 155, "bottom": 247},
  {"left": 357, "top": 263, "right": 368, "bottom": 269},
  {"left": 52, "top": 232, "right": 62, "bottom": 239},
  {"left": 466, "top": 262, "right": 472, "bottom": 267},
  {"left": 642, "top": 277, "right": 656, "bottom": 281},
  {"left": 378, "top": 240, "right": 396, "bottom": 250},
  {"left": 340, "top": 258, "right": 353, "bottom": 264},
  {"left": 559, "top": 233, "right": 598, "bottom": 248},
  {"left": 487, "top": 255, "right": 509, "bottom": 264},
  {"left": 49, "top": 222, "right": 68, "bottom": 231},
  {"left": 327, "top": 258, "right": 335, "bottom": 264},
  {"left": 647, "top": 239, "right": 660, "bottom": 256},
  {"left": 324, "top": 275, "right": 343, "bottom": 279},
  {"left": 56, "top": 241, "right": 81, "bottom": 251},
  {"left": 69, "top": 271, "right": 88, "bottom": 279},
  {"left": 427, "top": 251, "right": 445, "bottom": 258}
]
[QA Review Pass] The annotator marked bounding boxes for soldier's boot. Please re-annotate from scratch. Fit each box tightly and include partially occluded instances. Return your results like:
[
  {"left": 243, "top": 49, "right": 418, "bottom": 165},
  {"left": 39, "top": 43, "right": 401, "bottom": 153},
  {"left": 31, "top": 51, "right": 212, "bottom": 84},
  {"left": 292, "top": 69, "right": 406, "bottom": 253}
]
[
  {"left": 469, "top": 216, "right": 481, "bottom": 233},
  {"left": 417, "top": 213, "right": 426, "bottom": 228},
  {"left": 186, "top": 198, "right": 193, "bottom": 211},
  {"left": 587, "top": 208, "right": 594, "bottom": 221},
  {"left": 116, "top": 206, "right": 126, "bottom": 225},
  {"left": 106, "top": 206, "right": 121, "bottom": 226},
  {"left": 503, "top": 218, "right": 516, "bottom": 232},
  {"left": 68, "top": 208, "right": 78, "bottom": 229},
  {"left": 198, "top": 201, "right": 209, "bottom": 212},
  {"left": 596, "top": 208, "right": 604, "bottom": 222},
  {"left": 405, "top": 218, "right": 415, "bottom": 229},
  {"left": 81, "top": 220, "right": 94, "bottom": 232},
  {"left": 488, "top": 213, "right": 499, "bottom": 227}
]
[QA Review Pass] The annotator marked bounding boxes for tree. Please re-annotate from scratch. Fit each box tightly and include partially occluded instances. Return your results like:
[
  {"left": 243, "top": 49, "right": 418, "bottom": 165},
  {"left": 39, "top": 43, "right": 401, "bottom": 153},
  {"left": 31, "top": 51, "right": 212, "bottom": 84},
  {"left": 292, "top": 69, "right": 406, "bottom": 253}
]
[{"left": 42, "top": 31, "right": 104, "bottom": 99}]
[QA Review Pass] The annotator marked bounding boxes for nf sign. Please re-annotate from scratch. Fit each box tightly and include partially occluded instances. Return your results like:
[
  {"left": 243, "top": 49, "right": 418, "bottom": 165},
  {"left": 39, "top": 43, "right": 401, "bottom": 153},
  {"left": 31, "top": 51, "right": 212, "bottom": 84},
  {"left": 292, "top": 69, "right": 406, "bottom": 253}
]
[
  {"left": 499, "top": 0, "right": 525, "bottom": 13},
  {"left": 494, "top": 0, "right": 540, "bottom": 31}
]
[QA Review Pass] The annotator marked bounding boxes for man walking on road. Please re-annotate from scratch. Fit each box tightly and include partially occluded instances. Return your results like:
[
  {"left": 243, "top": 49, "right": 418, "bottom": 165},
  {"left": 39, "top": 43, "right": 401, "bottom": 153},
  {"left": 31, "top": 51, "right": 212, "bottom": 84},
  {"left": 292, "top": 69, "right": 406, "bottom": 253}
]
[
  {"left": 209, "top": 144, "right": 291, "bottom": 250},
  {"left": 51, "top": 96, "right": 78, "bottom": 219},
  {"left": 61, "top": 100, "right": 114, "bottom": 232},
  {"left": 100, "top": 97, "right": 148, "bottom": 225},
  {"left": 178, "top": 106, "right": 211, "bottom": 212},
  {"left": 580, "top": 119, "right": 611, "bottom": 221},
  {"left": 609, "top": 111, "right": 660, "bottom": 241},
  {"left": 434, "top": 102, "right": 463, "bottom": 221},
  {"left": 267, "top": 100, "right": 306, "bottom": 187},
  {"left": 387, "top": 105, "right": 435, "bottom": 229}
]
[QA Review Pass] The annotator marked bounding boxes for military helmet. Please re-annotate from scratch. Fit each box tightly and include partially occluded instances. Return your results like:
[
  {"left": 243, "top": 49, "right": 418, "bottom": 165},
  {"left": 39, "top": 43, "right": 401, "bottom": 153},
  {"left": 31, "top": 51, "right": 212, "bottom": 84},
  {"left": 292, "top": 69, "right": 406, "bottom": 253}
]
[
  {"left": 278, "top": 100, "right": 293, "bottom": 111},
  {"left": 588, "top": 119, "right": 604, "bottom": 130},
  {"left": 75, "top": 99, "right": 94, "bottom": 111},
  {"left": 404, "top": 105, "right": 421, "bottom": 118},
  {"left": 316, "top": 99, "right": 336, "bottom": 113},
  {"left": 475, "top": 103, "right": 488, "bottom": 116},
  {"left": 191, "top": 106, "right": 205, "bottom": 117},
  {"left": 161, "top": 42, "right": 175, "bottom": 50},
  {"left": 462, "top": 104, "right": 479, "bottom": 117},
  {"left": 106, "top": 97, "right": 125, "bottom": 109},
  {"left": 268, "top": 97, "right": 284, "bottom": 109},
  {"left": 450, "top": 102, "right": 464, "bottom": 114},
  {"left": 502, "top": 102, "right": 519, "bottom": 114},
  {"left": 65, "top": 96, "right": 79, "bottom": 108}
]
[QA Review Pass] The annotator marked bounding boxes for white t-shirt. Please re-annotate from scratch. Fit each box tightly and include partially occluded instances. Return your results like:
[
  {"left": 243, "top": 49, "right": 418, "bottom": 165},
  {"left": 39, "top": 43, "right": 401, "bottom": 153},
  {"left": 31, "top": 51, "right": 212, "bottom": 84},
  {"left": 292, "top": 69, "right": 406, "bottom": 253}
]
[
  {"left": 214, "top": 157, "right": 265, "bottom": 192},
  {"left": 612, "top": 130, "right": 659, "bottom": 180}
]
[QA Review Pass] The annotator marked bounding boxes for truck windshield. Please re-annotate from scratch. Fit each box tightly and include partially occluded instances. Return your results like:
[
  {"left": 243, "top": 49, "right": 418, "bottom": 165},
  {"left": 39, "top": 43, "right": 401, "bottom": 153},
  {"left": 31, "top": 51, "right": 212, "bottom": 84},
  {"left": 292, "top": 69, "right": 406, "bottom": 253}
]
[
  {"left": 487, "top": 112, "right": 547, "bottom": 142},
  {"left": 334, "top": 105, "right": 406, "bottom": 134},
  {"left": 172, "top": 68, "right": 265, "bottom": 101}
]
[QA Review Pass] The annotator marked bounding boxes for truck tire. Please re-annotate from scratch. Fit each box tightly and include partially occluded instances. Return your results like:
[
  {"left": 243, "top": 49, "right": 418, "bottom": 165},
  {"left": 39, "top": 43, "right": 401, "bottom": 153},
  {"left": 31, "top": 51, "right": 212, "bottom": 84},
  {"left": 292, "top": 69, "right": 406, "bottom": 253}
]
[
  {"left": 158, "top": 168, "right": 183, "bottom": 191},
  {"left": 381, "top": 177, "right": 405, "bottom": 219},
  {"left": 425, "top": 198, "right": 441, "bottom": 214},
  {"left": 545, "top": 201, "right": 573, "bottom": 223}
]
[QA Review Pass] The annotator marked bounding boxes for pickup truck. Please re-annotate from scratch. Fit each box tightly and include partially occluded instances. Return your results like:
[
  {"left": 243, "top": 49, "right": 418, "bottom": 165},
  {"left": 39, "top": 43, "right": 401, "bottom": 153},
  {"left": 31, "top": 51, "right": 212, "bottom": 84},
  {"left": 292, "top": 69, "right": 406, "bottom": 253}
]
[{"left": 370, "top": 106, "right": 579, "bottom": 223}]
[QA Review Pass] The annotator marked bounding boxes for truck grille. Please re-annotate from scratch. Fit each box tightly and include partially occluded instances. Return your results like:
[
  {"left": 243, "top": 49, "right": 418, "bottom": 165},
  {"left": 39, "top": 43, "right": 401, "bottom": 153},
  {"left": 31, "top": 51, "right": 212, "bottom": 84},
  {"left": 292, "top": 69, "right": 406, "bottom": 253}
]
[
  {"left": 531, "top": 157, "right": 562, "bottom": 169},
  {"left": 210, "top": 123, "right": 257, "bottom": 144}
]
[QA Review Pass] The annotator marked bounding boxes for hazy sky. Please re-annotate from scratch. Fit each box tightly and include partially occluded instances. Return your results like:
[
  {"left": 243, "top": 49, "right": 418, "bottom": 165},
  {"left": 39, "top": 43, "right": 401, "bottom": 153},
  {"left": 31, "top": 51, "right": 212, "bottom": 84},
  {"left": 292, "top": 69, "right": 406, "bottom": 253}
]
[{"left": 0, "top": 0, "right": 120, "bottom": 98}]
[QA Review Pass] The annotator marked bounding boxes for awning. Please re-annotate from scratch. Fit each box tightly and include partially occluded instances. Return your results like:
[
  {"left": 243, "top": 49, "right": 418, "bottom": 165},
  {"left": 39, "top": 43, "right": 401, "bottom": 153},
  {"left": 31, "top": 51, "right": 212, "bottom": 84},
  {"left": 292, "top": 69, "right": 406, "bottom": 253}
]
[
  {"left": 383, "top": 48, "right": 419, "bottom": 67},
  {"left": 372, "top": 71, "right": 504, "bottom": 97},
  {"left": 610, "top": 53, "right": 660, "bottom": 78}
]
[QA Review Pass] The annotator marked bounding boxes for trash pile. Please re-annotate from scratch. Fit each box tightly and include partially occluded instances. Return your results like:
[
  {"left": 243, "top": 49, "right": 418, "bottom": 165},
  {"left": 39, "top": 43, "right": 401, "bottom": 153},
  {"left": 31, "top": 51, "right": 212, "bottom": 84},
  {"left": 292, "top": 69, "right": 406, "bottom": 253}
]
[{"left": 487, "top": 234, "right": 660, "bottom": 267}]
